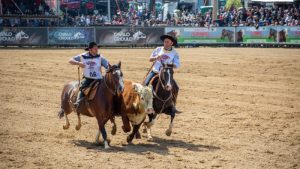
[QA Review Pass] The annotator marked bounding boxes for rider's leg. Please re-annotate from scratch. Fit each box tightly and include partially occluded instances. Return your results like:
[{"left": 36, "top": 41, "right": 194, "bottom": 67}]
[
  {"left": 75, "top": 77, "right": 93, "bottom": 106},
  {"left": 144, "top": 71, "right": 157, "bottom": 86}
]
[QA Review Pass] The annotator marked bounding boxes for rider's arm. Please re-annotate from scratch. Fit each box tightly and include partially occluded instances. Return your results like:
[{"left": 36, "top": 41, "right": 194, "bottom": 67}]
[
  {"left": 149, "top": 47, "right": 162, "bottom": 62},
  {"left": 69, "top": 55, "right": 85, "bottom": 68},
  {"left": 173, "top": 53, "right": 180, "bottom": 68},
  {"left": 101, "top": 56, "right": 109, "bottom": 69}
]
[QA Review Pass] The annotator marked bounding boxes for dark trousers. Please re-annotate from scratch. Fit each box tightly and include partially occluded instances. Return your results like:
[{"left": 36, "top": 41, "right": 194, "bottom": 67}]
[{"left": 76, "top": 77, "right": 96, "bottom": 103}]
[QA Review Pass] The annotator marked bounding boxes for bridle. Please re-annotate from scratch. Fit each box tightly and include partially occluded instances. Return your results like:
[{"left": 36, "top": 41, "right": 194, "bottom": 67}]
[
  {"left": 104, "top": 67, "right": 121, "bottom": 95},
  {"left": 152, "top": 65, "right": 174, "bottom": 114}
]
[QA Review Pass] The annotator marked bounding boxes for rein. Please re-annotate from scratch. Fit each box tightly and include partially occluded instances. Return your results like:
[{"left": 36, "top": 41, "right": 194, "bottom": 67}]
[
  {"left": 153, "top": 68, "right": 173, "bottom": 114},
  {"left": 103, "top": 68, "right": 120, "bottom": 95}
]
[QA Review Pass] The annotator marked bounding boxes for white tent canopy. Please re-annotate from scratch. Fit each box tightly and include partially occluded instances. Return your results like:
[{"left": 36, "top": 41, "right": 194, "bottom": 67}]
[{"left": 251, "top": 0, "right": 294, "bottom": 2}]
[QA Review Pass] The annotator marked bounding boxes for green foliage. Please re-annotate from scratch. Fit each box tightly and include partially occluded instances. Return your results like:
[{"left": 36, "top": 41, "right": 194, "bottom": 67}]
[{"left": 225, "top": 0, "right": 242, "bottom": 10}]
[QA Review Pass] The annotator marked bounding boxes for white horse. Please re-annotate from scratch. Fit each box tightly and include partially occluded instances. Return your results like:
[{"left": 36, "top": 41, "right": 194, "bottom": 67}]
[
  {"left": 74, "top": 32, "right": 85, "bottom": 39},
  {"left": 15, "top": 31, "right": 29, "bottom": 41},
  {"left": 132, "top": 31, "right": 146, "bottom": 41}
]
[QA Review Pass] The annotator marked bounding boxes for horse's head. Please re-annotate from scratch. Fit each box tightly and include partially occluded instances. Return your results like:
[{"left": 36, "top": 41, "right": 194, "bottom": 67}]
[
  {"left": 106, "top": 61, "right": 124, "bottom": 94},
  {"left": 221, "top": 29, "right": 226, "bottom": 39},
  {"left": 159, "top": 63, "right": 174, "bottom": 91}
]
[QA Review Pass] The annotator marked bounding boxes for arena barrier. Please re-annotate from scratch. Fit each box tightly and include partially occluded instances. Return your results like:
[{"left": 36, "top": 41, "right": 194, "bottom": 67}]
[{"left": 0, "top": 26, "right": 299, "bottom": 47}]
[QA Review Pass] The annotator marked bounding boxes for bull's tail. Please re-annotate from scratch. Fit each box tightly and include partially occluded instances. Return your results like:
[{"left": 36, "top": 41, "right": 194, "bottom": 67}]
[{"left": 58, "top": 108, "right": 65, "bottom": 119}]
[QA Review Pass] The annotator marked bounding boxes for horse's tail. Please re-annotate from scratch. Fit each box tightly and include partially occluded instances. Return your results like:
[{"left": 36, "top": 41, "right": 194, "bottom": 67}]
[
  {"left": 58, "top": 82, "right": 74, "bottom": 119},
  {"left": 57, "top": 108, "right": 65, "bottom": 119}
]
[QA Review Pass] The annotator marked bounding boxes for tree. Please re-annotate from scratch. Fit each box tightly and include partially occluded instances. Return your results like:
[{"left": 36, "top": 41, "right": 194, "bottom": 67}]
[{"left": 225, "top": 0, "right": 242, "bottom": 10}]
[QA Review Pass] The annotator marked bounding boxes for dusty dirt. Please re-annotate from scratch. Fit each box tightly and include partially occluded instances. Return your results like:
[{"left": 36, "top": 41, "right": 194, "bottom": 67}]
[{"left": 0, "top": 48, "right": 299, "bottom": 169}]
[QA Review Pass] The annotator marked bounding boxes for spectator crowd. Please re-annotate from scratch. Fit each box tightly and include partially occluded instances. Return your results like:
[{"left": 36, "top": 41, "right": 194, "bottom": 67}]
[{"left": 1, "top": 0, "right": 299, "bottom": 27}]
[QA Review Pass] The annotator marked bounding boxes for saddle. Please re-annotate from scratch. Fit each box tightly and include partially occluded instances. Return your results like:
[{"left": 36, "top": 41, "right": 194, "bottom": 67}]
[{"left": 69, "top": 80, "right": 101, "bottom": 105}]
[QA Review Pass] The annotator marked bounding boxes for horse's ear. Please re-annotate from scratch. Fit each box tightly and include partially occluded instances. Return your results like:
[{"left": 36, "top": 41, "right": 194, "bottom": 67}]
[
  {"left": 162, "top": 63, "right": 165, "bottom": 67},
  {"left": 108, "top": 63, "right": 112, "bottom": 68},
  {"left": 118, "top": 61, "right": 121, "bottom": 68}
]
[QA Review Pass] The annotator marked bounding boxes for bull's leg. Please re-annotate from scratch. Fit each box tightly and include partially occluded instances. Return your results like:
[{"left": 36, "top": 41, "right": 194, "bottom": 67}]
[
  {"left": 75, "top": 113, "right": 81, "bottom": 130},
  {"left": 121, "top": 115, "right": 131, "bottom": 133},
  {"left": 110, "top": 117, "right": 117, "bottom": 135},
  {"left": 95, "top": 130, "right": 101, "bottom": 145},
  {"left": 63, "top": 113, "right": 70, "bottom": 130},
  {"left": 127, "top": 123, "right": 142, "bottom": 143},
  {"left": 165, "top": 107, "right": 176, "bottom": 136},
  {"left": 143, "top": 114, "right": 156, "bottom": 139}
]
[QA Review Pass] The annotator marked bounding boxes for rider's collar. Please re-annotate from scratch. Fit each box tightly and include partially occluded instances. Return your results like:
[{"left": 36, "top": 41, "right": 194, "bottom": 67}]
[
  {"left": 163, "top": 47, "right": 173, "bottom": 52},
  {"left": 82, "top": 52, "right": 100, "bottom": 59}
]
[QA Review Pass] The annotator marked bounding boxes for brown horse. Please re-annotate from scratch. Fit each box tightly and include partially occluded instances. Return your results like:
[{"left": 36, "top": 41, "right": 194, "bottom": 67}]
[
  {"left": 57, "top": 62, "right": 125, "bottom": 149},
  {"left": 221, "top": 29, "right": 234, "bottom": 42},
  {"left": 269, "top": 28, "right": 277, "bottom": 42},
  {"left": 142, "top": 63, "right": 179, "bottom": 139}
]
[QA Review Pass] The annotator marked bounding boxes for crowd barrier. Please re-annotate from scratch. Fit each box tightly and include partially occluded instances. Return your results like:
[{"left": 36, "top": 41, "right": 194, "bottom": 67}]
[{"left": 0, "top": 26, "right": 299, "bottom": 46}]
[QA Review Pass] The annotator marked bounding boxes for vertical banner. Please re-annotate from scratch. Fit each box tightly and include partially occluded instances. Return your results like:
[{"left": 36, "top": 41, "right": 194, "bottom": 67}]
[
  {"left": 0, "top": 27, "right": 48, "bottom": 45},
  {"left": 235, "top": 27, "right": 277, "bottom": 43},
  {"left": 95, "top": 27, "right": 164, "bottom": 46},
  {"left": 48, "top": 27, "right": 94, "bottom": 44},
  {"left": 165, "top": 27, "right": 235, "bottom": 44}
]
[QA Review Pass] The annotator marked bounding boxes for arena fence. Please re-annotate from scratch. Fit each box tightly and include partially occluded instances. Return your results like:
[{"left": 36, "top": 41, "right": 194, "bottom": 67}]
[{"left": 0, "top": 26, "right": 299, "bottom": 47}]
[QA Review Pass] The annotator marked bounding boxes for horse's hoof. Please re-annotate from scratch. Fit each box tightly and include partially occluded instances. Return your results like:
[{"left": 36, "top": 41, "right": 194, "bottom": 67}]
[
  {"left": 122, "top": 126, "right": 131, "bottom": 133},
  {"left": 111, "top": 127, "right": 117, "bottom": 135},
  {"left": 63, "top": 125, "right": 70, "bottom": 130},
  {"left": 147, "top": 136, "right": 153, "bottom": 141},
  {"left": 135, "top": 132, "right": 141, "bottom": 139},
  {"left": 127, "top": 135, "right": 133, "bottom": 143},
  {"left": 165, "top": 129, "right": 172, "bottom": 136},
  {"left": 75, "top": 125, "right": 81, "bottom": 131}
]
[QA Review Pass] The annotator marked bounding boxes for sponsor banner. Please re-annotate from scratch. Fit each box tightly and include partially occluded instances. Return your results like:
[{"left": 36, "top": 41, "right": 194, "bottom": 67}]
[
  {"left": 48, "top": 27, "right": 94, "bottom": 44},
  {"left": 276, "top": 26, "right": 300, "bottom": 44},
  {"left": 165, "top": 27, "right": 235, "bottom": 44},
  {"left": 0, "top": 27, "right": 47, "bottom": 45},
  {"left": 96, "top": 27, "right": 164, "bottom": 45},
  {"left": 235, "top": 27, "right": 277, "bottom": 43}
]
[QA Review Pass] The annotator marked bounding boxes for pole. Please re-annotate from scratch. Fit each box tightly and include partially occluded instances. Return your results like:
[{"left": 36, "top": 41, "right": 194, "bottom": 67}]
[
  {"left": 11, "top": 0, "right": 24, "bottom": 15},
  {"left": 0, "top": 0, "right": 3, "bottom": 15},
  {"left": 115, "top": 0, "right": 123, "bottom": 23},
  {"left": 142, "top": 62, "right": 155, "bottom": 85},
  {"left": 212, "top": 0, "right": 218, "bottom": 21},
  {"left": 108, "top": 0, "right": 111, "bottom": 22}
]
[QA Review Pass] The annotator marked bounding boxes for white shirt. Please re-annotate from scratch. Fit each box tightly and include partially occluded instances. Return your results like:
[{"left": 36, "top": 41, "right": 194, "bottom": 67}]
[{"left": 150, "top": 47, "right": 180, "bottom": 73}]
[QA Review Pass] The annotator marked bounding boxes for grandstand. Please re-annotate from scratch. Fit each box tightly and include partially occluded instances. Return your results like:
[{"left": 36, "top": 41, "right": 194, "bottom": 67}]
[{"left": 0, "top": 0, "right": 299, "bottom": 47}]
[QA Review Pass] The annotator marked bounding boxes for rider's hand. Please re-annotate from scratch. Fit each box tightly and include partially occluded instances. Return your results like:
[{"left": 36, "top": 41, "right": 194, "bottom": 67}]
[
  {"left": 156, "top": 55, "right": 162, "bottom": 61},
  {"left": 78, "top": 62, "right": 85, "bottom": 68}
]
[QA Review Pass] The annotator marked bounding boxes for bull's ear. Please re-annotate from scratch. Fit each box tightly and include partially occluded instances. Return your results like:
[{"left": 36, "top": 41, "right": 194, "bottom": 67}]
[
  {"left": 148, "top": 84, "right": 153, "bottom": 91},
  {"left": 133, "top": 83, "right": 141, "bottom": 93}
]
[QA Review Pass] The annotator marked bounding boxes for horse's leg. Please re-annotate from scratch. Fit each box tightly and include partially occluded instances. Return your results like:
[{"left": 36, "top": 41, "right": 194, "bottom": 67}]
[
  {"left": 97, "top": 121, "right": 109, "bottom": 149},
  {"left": 165, "top": 107, "right": 176, "bottom": 136},
  {"left": 127, "top": 123, "right": 142, "bottom": 143},
  {"left": 110, "top": 117, "right": 117, "bottom": 135},
  {"left": 75, "top": 113, "right": 81, "bottom": 130},
  {"left": 63, "top": 113, "right": 70, "bottom": 130}
]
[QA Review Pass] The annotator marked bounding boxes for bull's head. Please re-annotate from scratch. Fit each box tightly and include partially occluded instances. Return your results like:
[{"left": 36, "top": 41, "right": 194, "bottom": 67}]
[{"left": 133, "top": 83, "right": 154, "bottom": 114}]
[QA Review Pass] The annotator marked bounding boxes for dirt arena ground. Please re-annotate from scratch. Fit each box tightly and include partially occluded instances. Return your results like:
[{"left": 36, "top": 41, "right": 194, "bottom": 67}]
[{"left": 0, "top": 48, "right": 299, "bottom": 169}]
